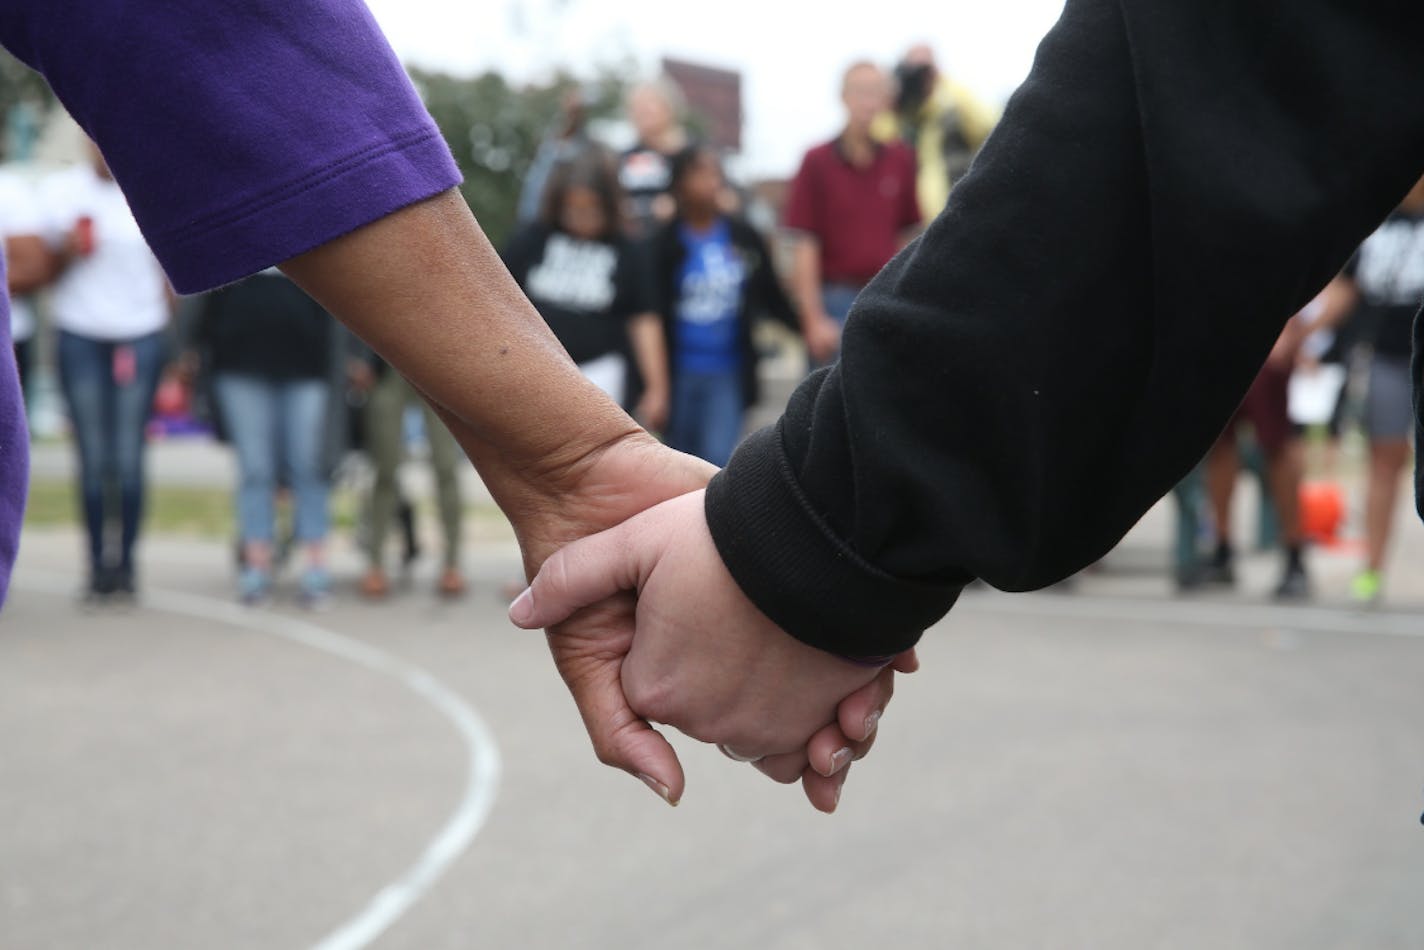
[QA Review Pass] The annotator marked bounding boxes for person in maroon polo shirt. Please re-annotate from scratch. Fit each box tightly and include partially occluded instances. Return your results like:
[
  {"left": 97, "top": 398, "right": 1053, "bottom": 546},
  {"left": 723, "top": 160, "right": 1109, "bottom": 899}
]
[{"left": 785, "top": 61, "right": 922, "bottom": 366}]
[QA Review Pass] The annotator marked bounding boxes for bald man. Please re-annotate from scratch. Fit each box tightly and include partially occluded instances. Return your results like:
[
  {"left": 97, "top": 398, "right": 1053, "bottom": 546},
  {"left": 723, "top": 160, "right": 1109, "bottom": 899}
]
[{"left": 784, "top": 62, "right": 922, "bottom": 367}]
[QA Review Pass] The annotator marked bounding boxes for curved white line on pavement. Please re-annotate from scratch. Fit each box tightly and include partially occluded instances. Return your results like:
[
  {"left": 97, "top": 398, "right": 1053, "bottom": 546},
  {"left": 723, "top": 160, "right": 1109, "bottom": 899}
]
[
  {"left": 15, "top": 573, "right": 501, "bottom": 950},
  {"left": 963, "top": 590, "right": 1424, "bottom": 639}
]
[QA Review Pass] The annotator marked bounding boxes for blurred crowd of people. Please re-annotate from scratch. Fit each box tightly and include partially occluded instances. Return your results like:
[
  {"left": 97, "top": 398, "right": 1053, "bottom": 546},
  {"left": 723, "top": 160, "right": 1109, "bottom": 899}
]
[
  {"left": 4, "top": 43, "right": 1419, "bottom": 608},
  {"left": 3, "top": 144, "right": 169, "bottom": 600},
  {"left": 509, "top": 48, "right": 995, "bottom": 466},
  {"left": 1172, "top": 175, "right": 1424, "bottom": 605},
  {"left": 2, "top": 142, "right": 467, "bottom": 607}
]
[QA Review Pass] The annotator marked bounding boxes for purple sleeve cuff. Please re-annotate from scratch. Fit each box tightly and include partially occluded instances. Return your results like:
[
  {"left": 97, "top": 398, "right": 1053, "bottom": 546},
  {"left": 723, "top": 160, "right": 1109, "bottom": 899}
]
[{"left": 154, "top": 128, "right": 460, "bottom": 294}]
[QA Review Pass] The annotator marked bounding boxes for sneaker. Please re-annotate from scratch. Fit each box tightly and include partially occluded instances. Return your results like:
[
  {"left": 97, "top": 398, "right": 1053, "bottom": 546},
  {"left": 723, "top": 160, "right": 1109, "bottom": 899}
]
[
  {"left": 1174, "top": 563, "right": 1210, "bottom": 592},
  {"left": 359, "top": 567, "right": 390, "bottom": 600},
  {"left": 1351, "top": 569, "right": 1383, "bottom": 606},
  {"left": 110, "top": 566, "right": 138, "bottom": 604},
  {"left": 1199, "top": 557, "right": 1236, "bottom": 587},
  {"left": 300, "top": 567, "right": 332, "bottom": 610},
  {"left": 436, "top": 566, "right": 467, "bottom": 599},
  {"left": 82, "top": 567, "right": 115, "bottom": 605},
  {"left": 1200, "top": 543, "right": 1236, "bottom": 587},
  {"left": 1273, "top": 561, "right": 1311, "bottom": 601},
  {"left": 239, "top": 567, "right": 272, "bottom": 606}
]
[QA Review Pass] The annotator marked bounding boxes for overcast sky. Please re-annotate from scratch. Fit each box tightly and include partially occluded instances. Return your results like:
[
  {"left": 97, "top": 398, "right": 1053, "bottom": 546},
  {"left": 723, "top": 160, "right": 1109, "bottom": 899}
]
[{"left": 364, "top": 0, "right": 1067, "bottom": 177}]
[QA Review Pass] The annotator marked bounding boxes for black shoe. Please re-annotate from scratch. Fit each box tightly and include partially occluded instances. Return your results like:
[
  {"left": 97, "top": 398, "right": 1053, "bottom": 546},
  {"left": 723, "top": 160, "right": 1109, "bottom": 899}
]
[
  {"left": 112, "top": 565, "right": 137, "bottom": 601},
  {"left": 1273, "top": 561, "right": 1311, "bottom": 601},
  {"left": 1200, "top": 543, "right": 1236, "bottom": 587},
  {"left": 83, "top": 566, "right": 118, "bottom": 604},
  {"left": 1175, "top": 563, "right": 1209, "bottom": 592},
  {"left": 1199, "top": 560, "right": 1235, "bottom": 586},
  {"left": 84, "top": 574, "right": 109, "bottom": 602}
]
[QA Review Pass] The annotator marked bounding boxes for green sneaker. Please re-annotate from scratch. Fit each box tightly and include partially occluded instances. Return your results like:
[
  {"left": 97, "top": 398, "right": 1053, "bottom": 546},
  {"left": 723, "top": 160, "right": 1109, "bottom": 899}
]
[{"left": 1351, "top": 569, "right": 1382, "bottom": 605}]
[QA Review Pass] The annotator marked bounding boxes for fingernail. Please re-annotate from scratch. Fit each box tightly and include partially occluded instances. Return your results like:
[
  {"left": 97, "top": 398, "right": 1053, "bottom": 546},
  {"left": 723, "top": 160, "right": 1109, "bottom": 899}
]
[
  {"left": 829, "top": 746, "right": 854, "bottom": 775},
  {"left": 863, "top": 710, "right": 881, "bottom": 738},
  {"left": 719, "top": 744, "right": 762, "bottom": 763},
  {"left": 637, "top": 773, "right": 678, "bottom": 807},
  {"left": 507, "top": 587, "right": 534, "bottom": 625},
  {"left": 833, "top": 783, "right": 842, "bottom": 809}
]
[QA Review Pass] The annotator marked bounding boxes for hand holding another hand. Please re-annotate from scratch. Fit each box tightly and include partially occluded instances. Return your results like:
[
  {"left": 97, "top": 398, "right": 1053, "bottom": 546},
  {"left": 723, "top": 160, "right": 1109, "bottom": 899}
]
[{"left": 511, "top": 488, "right": 915, "bottom": 812}]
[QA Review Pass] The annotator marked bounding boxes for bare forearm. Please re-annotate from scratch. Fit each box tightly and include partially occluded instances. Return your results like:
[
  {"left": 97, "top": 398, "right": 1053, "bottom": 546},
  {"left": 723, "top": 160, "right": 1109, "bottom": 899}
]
[
  {"left": 1312, "top": 276, "right": 1359, "bottom": 332},
  {"left": 627, "top": 313, "right": 669, "bottom": 397},
  {"left": 790, "top": 237, "right": 824, "bottom": 325},
  {"left": 4, "top": 236, "right": 60, "bottom": 294},
  {"left": 280, "top": 189, "right": 639, "bottom": 539}
]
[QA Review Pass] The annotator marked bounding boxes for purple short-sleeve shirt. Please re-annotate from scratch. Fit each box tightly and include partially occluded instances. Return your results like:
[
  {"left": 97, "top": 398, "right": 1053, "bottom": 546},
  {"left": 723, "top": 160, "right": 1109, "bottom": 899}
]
[{"left": 0, "top": 0, "right": 462, "bottom": 605}]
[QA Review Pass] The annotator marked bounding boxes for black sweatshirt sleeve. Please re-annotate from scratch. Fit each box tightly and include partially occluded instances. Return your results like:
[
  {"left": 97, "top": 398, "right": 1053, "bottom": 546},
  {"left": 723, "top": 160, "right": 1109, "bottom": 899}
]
[{"left": 705, "top": 0, "right": 1424, "bottom": 659}]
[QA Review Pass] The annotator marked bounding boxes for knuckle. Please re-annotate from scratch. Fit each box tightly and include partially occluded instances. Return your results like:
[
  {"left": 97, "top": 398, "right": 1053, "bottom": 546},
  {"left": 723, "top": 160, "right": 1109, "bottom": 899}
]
[
  {"left": 591, "top": 742, "right": 618, "bottom": 767},
  {"left": 754, "top": 760, "right": 803, "bottom": 785},
  {"left": 624, "top": 678, "right": 678, "bottom": 728},
  {"left": 544, "top": 548, "right": 571, "bottom": 596}
]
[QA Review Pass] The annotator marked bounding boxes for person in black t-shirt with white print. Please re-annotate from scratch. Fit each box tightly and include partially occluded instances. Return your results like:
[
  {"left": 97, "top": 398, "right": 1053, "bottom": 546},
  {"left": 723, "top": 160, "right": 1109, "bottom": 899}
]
[
  {"left": 502, "top": 149, "right": 670, "bottom": 431},
  {"left": 1307, "top": 174, "right": 1424, "bottom": 604}
]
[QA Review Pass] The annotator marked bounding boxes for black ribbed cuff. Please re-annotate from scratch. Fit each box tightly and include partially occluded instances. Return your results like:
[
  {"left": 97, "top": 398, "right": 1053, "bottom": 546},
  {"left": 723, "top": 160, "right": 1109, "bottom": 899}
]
[{"left": 705, "top": 423, "right": 961, "bottom": 659}]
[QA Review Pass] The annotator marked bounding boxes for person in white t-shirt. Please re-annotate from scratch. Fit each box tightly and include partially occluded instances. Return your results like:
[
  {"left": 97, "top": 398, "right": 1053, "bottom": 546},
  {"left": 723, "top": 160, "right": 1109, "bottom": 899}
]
[{"left": 42, "top": 143, "right": 172, "bottom": 601}]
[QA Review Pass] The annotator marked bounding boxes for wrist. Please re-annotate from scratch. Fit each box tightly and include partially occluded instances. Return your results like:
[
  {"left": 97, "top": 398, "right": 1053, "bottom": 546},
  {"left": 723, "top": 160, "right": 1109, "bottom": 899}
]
[
  {"left": 502, "top": 426, "right": 667, "bottom": 567},
  {"left": 705, "top": 423, "right": 957, "bottom": 658}
]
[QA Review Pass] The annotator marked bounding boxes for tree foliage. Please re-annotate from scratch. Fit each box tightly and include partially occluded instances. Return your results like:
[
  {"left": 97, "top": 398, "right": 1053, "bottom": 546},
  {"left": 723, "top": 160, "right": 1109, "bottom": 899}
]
[
  {"left": 411, "top": 66, "right": 630, "bottom": 249},
  {"left": 0, "top": 47, "right": 55, "bottom": 160},
  {"left": 0, "top": 43, "right": 632, "bottom": 250}
]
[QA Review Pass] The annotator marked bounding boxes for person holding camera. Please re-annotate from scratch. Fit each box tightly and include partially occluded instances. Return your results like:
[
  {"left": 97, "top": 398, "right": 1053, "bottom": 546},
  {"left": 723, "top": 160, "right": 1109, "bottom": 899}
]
[{"left": 882, "top": 44, "right": 998, "bottom": 217}]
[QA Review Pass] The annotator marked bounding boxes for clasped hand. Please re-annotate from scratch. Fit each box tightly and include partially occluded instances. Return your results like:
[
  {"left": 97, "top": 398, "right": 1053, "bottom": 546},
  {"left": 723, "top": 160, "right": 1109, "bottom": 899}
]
[{"left": 511, "top": 470, "right": 915, "bottom": 813}]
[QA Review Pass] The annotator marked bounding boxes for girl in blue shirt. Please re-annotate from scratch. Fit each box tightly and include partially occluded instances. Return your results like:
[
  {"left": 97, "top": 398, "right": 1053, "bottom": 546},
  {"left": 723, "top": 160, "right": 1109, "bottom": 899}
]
[{"left": 649, "top": 145, "right": 799, "bottom": 466}]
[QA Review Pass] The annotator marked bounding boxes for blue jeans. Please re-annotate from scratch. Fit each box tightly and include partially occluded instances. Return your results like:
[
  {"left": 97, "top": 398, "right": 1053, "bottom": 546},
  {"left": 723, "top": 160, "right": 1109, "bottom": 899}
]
[
  {"left": 814, "top": 283, "right": 864, "bottom": 370},
  {"left": 667, "top": 369, "right": 744, "bottom": 467},
  {"left": 213, "top": 374, "right": 330, "bottom": 546},
  {"left": 56, "top": 330, "right": 167, "bottom": 573}
]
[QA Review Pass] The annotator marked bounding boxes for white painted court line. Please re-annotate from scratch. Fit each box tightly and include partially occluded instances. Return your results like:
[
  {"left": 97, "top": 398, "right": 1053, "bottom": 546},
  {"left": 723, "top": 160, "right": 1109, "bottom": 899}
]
[
  {"left": 14, "top": 572, "right": 501, "bottom": 950},
  {"left": 962, "top": 590, "right": 1424, "bottom": 639}
]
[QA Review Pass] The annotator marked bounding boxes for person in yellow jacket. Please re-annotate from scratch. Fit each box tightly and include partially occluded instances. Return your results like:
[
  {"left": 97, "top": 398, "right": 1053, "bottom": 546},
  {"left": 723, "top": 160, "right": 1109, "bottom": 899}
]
[{"left": 874, "top": 44, "right": 998, "bottom": 216}]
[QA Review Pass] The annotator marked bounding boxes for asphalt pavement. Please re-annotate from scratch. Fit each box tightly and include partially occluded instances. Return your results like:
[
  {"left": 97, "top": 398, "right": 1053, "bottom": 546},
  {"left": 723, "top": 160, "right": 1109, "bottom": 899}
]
[{"left": 4, "top": 474, "right": 1423, "bottom": 950}]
